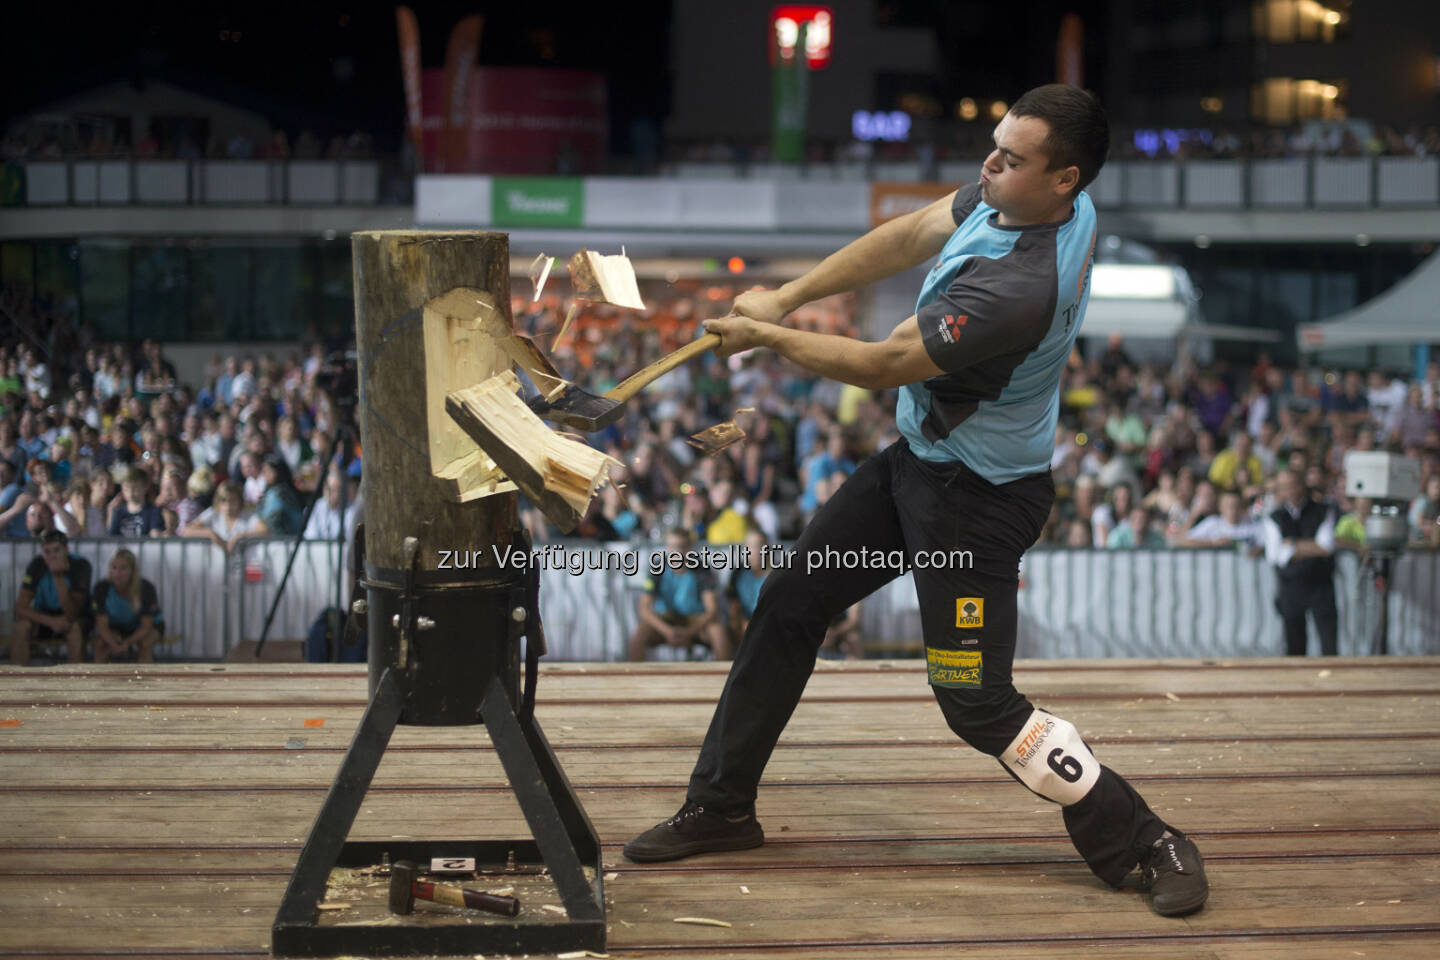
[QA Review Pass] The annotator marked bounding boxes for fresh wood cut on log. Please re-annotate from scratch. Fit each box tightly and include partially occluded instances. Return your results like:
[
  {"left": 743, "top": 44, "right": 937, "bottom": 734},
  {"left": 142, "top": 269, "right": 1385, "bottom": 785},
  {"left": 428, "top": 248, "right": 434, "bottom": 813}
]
[
  {"left": 568, "top": 250, "right": 646, "bottom": 310},
  {"left": 446, "top": 371, "right": 619, "bottom": 533}
]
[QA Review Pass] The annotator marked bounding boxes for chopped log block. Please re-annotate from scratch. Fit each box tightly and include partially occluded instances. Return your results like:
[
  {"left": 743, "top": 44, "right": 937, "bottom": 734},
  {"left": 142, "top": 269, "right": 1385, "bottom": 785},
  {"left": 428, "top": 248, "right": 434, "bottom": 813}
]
[
  {"left": 446, "top": 372, "right": 618, "bottom": 533},
  {"left": 567, "top": 250, "right": 646, "bottom": 310}
]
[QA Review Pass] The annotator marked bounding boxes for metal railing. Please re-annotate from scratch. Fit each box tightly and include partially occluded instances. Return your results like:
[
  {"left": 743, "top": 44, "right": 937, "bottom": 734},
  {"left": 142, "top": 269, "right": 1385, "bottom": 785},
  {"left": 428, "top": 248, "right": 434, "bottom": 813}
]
[
  {"left": 2, "top": 538, "right": 1435, "bottom": 661},
  {"left": 12, "top": 158, "right": 384, "bottom": 206}
]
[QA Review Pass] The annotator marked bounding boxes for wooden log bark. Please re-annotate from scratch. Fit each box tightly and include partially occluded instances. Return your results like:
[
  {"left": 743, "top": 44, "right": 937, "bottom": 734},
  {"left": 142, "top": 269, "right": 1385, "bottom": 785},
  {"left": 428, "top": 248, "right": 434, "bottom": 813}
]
[{"left": 352, "top": 230, "right": 517, "bottom": 576}]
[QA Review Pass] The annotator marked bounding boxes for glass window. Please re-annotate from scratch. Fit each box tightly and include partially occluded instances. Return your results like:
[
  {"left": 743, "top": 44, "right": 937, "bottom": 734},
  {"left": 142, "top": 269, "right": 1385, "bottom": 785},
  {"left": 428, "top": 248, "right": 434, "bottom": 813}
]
[
  {"left": 252, "top": 242, "right": 314, "bottom": 341},
  {"left": 78, "top": 240, "right": 132, "bottom": 341},
  {"left": 188, "top": 242, "right": 253, "bottom": 341},
  {"left": 318, "top": 239, "right": 354, "bottom": 342},
  {"left": 132, "top": 243, "right": 190, "bottom": 340}
]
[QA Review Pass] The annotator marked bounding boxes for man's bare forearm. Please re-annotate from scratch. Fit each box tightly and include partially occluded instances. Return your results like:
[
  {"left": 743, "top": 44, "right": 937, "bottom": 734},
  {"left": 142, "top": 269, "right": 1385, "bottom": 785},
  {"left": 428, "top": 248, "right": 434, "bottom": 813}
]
[{"left": 777, "top": 204, "right": 952, "bottom": 311}]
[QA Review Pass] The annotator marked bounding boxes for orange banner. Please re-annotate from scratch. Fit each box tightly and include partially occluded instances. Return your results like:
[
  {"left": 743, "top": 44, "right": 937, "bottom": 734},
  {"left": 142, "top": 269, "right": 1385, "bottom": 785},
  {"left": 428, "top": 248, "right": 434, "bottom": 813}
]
[
  {"left": 395, "top": 6, "right": 424, "bottom": 164},
  {"left": 442, "top": 14, "right": 484, "bottom": 174},
  {"left": 869, "top": 182, "right": 955, "bottom": 227}
]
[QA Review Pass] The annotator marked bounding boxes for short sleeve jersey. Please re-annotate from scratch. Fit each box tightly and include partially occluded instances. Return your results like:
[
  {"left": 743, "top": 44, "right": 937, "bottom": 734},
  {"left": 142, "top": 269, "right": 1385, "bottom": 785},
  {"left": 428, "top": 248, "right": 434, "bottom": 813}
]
[
  {"left": 93, "top": 578, "right": 163, "bottom": 633},
  {"left": 897, "top": 183, "right": 1098, "bottom": 483},
  {"left": 22, "top": 554, "right": 93, "bottom": 613}
]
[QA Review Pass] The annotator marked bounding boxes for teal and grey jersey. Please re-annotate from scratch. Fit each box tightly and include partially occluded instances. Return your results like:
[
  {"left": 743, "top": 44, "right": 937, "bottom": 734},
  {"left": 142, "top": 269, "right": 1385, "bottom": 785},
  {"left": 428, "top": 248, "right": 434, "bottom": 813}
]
[{"left": 897, "top": 182, "right": 1098, "bottom": 484}]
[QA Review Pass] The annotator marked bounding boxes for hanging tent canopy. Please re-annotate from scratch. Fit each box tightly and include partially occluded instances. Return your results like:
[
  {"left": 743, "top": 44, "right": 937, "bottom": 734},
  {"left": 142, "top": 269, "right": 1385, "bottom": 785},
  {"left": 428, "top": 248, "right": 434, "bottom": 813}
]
[{"left": 1298, "top": 249, "right": 1440, "bottom": 350}]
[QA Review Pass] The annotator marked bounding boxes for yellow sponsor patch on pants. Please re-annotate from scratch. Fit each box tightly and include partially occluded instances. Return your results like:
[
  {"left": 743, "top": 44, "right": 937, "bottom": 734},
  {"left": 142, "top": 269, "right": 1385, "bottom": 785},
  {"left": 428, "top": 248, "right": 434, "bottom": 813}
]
[
  {"left": 955, "top": 597, "right": 984, "bottom": 628},
  {"left": 926, "top": 647, "right": 983, "bottom": 688}
]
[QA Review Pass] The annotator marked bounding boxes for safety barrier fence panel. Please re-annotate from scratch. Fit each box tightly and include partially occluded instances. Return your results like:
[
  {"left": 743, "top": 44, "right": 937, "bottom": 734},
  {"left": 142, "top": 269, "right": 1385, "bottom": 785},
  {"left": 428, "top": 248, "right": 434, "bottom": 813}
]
[
  {"left": 16, "top": 159, "right": 382, "bottom": 206},
  {"left": 2, "top": 539, "right": 1436, "bottom": 661}
]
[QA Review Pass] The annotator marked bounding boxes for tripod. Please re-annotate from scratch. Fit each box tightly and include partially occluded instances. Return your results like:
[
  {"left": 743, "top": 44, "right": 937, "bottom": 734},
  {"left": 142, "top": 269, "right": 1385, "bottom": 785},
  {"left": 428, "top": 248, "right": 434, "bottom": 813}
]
[{"left": 252, "top": 418, "right": 356, "bottom": 660}]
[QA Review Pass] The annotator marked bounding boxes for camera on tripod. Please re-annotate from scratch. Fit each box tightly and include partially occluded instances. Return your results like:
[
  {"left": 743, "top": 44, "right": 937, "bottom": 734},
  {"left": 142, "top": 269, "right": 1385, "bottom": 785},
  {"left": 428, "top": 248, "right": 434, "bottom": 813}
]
[{"left": 1343, "top": 451, "right": 1421, "bottom": 553}]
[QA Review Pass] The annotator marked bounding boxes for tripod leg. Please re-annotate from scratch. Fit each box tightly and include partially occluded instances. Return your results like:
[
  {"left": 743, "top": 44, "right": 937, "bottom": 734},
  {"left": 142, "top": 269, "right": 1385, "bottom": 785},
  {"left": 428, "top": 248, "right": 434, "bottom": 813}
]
[
  {"left": 481, "top": 675, "right": 602, "bottom": 920},
  {"left": 274, "top": 667, "right": 404, "bottom": 926}
]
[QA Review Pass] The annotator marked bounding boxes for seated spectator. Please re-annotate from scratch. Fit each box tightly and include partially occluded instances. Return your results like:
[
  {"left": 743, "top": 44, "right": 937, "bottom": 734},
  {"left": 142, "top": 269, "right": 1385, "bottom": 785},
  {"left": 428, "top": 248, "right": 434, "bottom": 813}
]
[
  {"left": 109, "top": 467, "right": 172, "bottom": 538},
  {"left": 176, "top": 467, "right": 213, "bottom": 530},
  {"left": 1175, "top": 491, "right": 1261, "bottom": 549},
  {"left": 64, "top": 478, "right": 106, "bottom": 536},
  {"left": 181, "top": 480, "right": 267, "bottom": 552},
  {"left": 1064, "top": 519, "right": 1093, "bottom": 547},
  {"left": 92, "top": 548, "right": 163, "bottom": 663},
  {"left": 704, "top": 479, "right": 749, "bottom": 544},
  {"left": 257, "top": 454, "right": 304, "bottom": 535},
  {"left": 1409, "top": 475, "right": 1440, "bottom": 543},
  {"left": 818, "top": 602, "right": 864, "bottom": 660},
  {"left": 1091, "top": 482, "right": 1135, "bottom": 548},
  {"left": 1208, "top": 430, "right": 1264, "bottom": 492},
  {"left": 0, "top": 459, "right": 33, "bottom": 537},
  {"left": 303, "top": 470, "right": 362, "bottom": 542},
  {"left": 1334, "top": 497, "right": 1370, "bottom": 551},
  {"left": 91, "top": 469, "right": 119, "bottom": 531},
  {"left": 1106, "top": 506, "right": 1166, "bottom": 549},
  {"left": 8, "top": 529, "right": 91, "bottom": 665},
  {"left": 726, "top": 528, "right": 769, "bottom": 652},
  {"left": 273, "top": 415, "right": 312, "bottom": 475},
  {"left": 628, "top": 528, "right": 729, "bottom": 661}
]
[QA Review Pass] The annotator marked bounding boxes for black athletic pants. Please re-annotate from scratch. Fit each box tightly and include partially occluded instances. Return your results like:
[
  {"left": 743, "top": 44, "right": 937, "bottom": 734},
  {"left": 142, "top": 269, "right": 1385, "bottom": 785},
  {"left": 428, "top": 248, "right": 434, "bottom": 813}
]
[{"left": 687, "top": 440, "right": 1170, "bottom": 885}]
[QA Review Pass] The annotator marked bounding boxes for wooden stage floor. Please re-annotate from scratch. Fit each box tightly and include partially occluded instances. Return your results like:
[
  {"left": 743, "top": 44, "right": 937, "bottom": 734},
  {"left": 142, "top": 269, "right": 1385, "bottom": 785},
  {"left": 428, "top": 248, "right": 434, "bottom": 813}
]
[{"left": 1, "top": 657, "right": 1437, "bottom": 959}]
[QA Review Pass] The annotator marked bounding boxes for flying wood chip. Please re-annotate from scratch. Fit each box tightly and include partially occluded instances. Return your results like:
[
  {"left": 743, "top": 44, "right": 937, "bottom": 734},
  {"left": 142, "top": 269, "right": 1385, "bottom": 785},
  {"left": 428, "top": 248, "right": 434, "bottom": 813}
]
[
  {"left": 568, "top": 250, "right": 646, "bottom": 310},
  {"left": 686, "top": 421, "right": 746, "bottom": 456}
]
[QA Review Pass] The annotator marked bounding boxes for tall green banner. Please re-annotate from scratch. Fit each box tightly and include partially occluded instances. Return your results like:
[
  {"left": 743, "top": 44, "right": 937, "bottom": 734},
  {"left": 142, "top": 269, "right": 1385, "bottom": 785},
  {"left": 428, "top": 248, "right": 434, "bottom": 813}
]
[
  {"left": 771, "top": 22, "right": 810, "bottom": 164},
  {"left": 491, "top": 177, "right": 584, "bottom": 227}
]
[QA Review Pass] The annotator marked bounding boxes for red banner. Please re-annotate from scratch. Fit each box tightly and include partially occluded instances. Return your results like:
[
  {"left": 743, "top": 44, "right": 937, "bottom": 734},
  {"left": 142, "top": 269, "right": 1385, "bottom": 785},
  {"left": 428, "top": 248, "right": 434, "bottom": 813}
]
[
  {"left": 421, "top": 67, "right": 607, "bottom": 174},
  {"left": 394, "top": 6, "right": 424, "bottom": 164},
  {"left": 441, "top": 14, "right": 484, "bottom": 173}
]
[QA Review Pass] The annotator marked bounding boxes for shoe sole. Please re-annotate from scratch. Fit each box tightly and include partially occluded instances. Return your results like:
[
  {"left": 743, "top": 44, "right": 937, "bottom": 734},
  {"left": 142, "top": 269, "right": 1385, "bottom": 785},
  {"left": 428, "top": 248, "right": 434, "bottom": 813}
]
[{"left": 623, "top": 832, "right": 764, "bottom": 863}]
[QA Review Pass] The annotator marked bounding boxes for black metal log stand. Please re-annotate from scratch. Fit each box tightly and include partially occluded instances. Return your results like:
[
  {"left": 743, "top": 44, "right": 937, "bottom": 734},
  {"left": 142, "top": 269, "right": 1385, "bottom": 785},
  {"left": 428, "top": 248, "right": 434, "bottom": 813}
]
[{"left": 271, "top": 533, "right": 606, "bottom": 956}]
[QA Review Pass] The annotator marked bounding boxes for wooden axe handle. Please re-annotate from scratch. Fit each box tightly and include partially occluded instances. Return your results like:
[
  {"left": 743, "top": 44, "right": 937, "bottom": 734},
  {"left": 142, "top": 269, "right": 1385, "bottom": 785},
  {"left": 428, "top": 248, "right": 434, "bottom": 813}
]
[{"left": 606, "top": 333, "right": 721, "bottom": 405}]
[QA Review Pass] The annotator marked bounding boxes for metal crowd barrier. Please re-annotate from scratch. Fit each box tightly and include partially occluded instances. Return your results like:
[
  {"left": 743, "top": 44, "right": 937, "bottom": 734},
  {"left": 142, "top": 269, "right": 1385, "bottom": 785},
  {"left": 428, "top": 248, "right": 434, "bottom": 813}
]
[{"left": 2, "top": 538, "right": 1436, "bottom": 661}]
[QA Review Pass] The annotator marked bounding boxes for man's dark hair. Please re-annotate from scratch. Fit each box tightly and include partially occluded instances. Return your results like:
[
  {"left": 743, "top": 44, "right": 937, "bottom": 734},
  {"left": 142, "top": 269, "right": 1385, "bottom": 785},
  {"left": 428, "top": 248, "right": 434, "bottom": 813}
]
[
  {"left": 1009, "top": 84, "right": 1110, "bottom": 195},
  {"left": 39, "top": 528, "right": 67, "bottom": 546}
]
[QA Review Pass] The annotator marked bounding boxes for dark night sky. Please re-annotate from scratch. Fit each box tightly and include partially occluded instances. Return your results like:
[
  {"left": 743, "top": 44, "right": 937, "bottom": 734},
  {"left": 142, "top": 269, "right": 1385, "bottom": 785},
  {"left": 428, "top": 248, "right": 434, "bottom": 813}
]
[{"left": 0, "top": 1, "right": 674, "bottom": 152}]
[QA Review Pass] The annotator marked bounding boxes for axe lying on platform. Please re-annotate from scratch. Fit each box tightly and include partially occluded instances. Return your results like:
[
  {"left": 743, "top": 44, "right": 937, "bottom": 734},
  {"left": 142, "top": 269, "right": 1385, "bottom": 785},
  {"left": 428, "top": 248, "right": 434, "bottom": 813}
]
[{"left": 526, "top": 332, "right": 721, "bottom": 431}]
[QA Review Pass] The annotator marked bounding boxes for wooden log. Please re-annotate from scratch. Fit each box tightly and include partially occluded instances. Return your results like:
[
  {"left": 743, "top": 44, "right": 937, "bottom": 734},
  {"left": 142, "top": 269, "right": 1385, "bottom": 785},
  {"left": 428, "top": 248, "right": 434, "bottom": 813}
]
[{"left": 352, "top": 230, "right": 517, "bottom": 575}]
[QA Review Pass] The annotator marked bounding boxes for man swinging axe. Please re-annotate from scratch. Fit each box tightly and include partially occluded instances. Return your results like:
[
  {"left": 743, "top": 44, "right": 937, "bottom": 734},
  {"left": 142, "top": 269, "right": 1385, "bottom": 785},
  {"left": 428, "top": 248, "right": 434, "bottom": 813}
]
[{"left": 623, "top": 84, "right": 1208, "bottom": 918}]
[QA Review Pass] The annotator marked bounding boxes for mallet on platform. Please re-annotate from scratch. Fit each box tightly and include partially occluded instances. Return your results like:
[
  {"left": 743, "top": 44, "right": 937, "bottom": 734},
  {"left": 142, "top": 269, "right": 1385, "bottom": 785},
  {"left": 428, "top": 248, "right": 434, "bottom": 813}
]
[{"left": 387, "top": 860, "right": 521, "bottom": 917}]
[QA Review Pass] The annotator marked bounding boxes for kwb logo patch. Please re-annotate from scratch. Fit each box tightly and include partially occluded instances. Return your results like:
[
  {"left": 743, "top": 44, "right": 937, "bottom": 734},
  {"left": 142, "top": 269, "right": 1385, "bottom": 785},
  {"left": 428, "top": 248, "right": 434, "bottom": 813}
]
[
  {"left": 937, "top": 314, "right": 967, "bottom": 344},
  {"left": 956, "top": 597, "right": 984, "bottom": 628}
]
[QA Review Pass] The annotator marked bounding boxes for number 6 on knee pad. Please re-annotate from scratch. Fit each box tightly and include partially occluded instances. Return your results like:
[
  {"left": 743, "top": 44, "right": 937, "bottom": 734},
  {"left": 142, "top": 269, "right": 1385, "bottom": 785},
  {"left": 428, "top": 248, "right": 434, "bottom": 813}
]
[{"left": 999, "top": 709, "right": 1100, "bottom": 806}]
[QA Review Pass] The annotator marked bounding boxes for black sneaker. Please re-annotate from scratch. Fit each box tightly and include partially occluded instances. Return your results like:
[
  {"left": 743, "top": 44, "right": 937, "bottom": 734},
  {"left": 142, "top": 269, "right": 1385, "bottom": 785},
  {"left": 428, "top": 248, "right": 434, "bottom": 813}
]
[
  {"left": 622, "top": 801, "right": 764, "bottom": 862},
  {"left": 1139, "top": 833, "right": 1209, "bottom": 917}
]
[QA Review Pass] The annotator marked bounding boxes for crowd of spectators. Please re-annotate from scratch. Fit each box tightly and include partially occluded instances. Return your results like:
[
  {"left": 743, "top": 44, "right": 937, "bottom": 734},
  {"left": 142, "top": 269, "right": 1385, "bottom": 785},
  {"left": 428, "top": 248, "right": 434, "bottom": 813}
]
[
  {"left": 515, "top": 289, "right": 1440, "bottom": 567},
  {"left": 3, "top": 278, "right": 1436, "bottom": 661},
  {"left": 0, "top": 331, "right": 361, "bottom": 662},
  {"left": 665, "top": 121, "right": 1440, "bottom": 173}
]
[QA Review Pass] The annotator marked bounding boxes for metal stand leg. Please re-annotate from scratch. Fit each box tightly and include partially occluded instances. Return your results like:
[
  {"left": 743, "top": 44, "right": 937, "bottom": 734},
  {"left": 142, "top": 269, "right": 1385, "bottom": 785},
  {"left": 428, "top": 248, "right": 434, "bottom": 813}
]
[
  {"left": 271, "top": 669, "right": 606, "bottom": 957},
  {"left": 482, "top": 674, "right": 603, "bottom": 921}
]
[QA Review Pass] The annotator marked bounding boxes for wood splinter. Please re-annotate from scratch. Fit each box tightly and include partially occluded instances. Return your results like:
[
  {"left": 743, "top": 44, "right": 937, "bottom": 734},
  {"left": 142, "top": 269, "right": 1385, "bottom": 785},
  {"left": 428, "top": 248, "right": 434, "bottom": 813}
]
[
  {"left": 568, "top": 250, "right": 646, "bottom": 310},
  {"left": 687, "top": 421, "right": 747, "bottom": 456}
]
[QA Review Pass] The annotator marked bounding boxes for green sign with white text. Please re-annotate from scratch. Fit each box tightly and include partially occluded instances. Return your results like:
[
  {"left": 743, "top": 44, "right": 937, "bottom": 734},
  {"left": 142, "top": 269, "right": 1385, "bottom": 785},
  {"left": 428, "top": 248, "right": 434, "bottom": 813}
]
[{"left": 491, "top": 177, "right": 584, "bottom": 227}]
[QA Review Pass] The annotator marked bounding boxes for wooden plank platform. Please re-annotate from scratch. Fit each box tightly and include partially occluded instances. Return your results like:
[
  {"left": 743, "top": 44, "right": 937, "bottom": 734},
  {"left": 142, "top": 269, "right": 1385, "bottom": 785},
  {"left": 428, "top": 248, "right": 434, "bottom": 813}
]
[{"left": 1, "top": 657, "right": 1437, "bottom": 959}]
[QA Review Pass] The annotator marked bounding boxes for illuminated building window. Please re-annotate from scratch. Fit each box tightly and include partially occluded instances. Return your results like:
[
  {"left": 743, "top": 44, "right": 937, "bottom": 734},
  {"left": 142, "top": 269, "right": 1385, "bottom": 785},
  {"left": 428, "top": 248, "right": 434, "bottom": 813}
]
[
  {"left": 1251, "top": 77, "right": 1347, "bottom": 124},
  {"left": 1252, "top": 0, "right": 1350, "bottom": 43}
]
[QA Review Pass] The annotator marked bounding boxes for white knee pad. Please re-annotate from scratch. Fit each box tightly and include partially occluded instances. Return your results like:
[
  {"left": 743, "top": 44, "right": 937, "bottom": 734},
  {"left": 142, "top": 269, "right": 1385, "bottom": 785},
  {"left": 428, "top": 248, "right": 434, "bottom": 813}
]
[{"left": 999, "top": 709, "right": 1100, "bottom": 806}]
